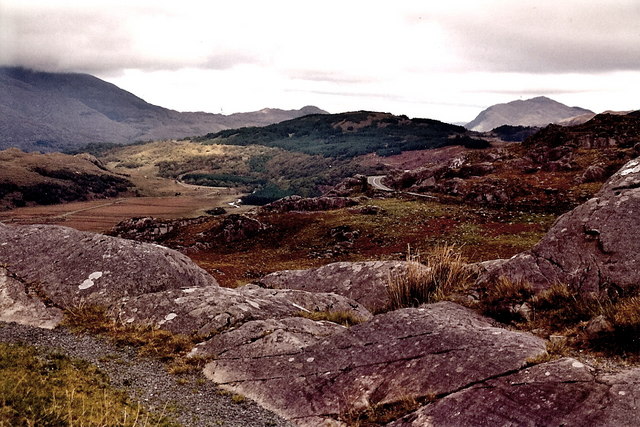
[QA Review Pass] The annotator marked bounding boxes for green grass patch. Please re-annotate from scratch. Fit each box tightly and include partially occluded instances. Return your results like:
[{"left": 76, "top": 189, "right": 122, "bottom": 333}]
[{"left": 0, "top": 343, "right": 177, "bottom": 426}]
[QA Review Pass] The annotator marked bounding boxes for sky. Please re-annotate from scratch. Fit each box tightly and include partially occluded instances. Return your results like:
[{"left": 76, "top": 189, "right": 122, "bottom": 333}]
[{"left": 1, "top": 0, "right": 639, "bottom": 123}]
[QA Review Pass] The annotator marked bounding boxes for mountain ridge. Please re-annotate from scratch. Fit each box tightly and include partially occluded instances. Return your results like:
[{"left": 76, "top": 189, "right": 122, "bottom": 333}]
[
  {"left": 465, "top": 96, "right": 593, "bottom": 132},
  {"left": 0, "top": 66, "right": 327, "bottom": 152}
]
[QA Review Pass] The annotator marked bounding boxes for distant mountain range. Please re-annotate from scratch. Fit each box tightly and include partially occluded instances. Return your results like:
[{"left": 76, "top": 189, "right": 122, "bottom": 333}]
[
  {"left": 0, "top": 67, "right": 326, "bottom": 152},
  {"left": 465, "top": 96, "right": 593, "bottom": 132}
]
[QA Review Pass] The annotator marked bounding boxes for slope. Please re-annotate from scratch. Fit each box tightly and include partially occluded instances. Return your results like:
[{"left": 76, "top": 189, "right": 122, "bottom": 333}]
[
  {"left": 466, "top": 96, "right": 593, "bottom": 132},
  {"left": 0, "top": 67, "right": 326, "bottom": 152}
]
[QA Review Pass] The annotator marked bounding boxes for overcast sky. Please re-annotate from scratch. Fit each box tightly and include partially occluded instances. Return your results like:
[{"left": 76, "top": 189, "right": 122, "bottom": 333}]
[{"left": 1, "top": 0, "right": 639, "bottom": 123}]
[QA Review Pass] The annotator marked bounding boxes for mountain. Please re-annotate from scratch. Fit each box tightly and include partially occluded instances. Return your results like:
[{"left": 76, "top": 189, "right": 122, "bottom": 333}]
[
  {"left": 195, "top": 110, "right": 488, "bottom": 158},
  {"left": 465, "top": 96, "right": 593, "bottom": 132},
  {"left": 0, "top": 67, "right": 326, "bottom": 152}
]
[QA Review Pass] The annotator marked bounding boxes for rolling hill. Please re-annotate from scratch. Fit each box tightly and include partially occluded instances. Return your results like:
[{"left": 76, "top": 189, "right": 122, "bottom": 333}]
[
  {"left": 0, "top": 66, "right": 326, "bottom": 152},
  {"left": 465, "top": 96, "right": 593, "bottom": 132},
  {"left": 195, "top": 110, "right": 488, "bottom": 158}
]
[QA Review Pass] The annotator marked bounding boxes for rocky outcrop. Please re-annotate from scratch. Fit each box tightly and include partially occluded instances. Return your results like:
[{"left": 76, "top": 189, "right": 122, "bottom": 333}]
[
  {"left": 260, "top": 261, "right": 429, "bottom": 312},
  {"left": 259, "top": 195, "right": 359, "bottom": 214},
  {"left": 392, "top": 358, "right": 640, "bottom": 427},
  {"left": 478, "top": 156, "right": 640, "bottom": 294},
  {"left": 0, "top": 267, "right": 63, "bottom": 329},
  {"left": 191, "top": 317, "right": 346, "bottom": 359},
  {"left": 0, "top": 224, "right": 217, "bottom": 307},
  {"left": 203, "top": 302, "right": 547, "bottom": 425},
  {"left": 112, "top": 284, "right": 372, "bottom": 337}
]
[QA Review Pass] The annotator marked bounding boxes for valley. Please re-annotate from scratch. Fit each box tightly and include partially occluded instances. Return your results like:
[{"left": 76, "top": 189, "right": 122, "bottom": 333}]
[{"left": 2, "top": 84, "right": 640, "bottom": 426}]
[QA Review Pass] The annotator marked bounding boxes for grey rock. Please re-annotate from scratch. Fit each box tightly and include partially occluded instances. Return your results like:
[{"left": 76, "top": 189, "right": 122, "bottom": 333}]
[
  {"left": 392, "top": 358, "right": 640, "bottom": 427},
  {"left": 203, "top": 302, "right": 546, "bottom": 424},
  {"left": 259, "top": 261, "right": 429, "bottom": 312},
  {"left": 0, "top": 267, "right": 63, "bottom": 329},
  {"left": 191, "top": 317, "right": 346, "bottom": 359},
  {"left": 478, "top": 156, "right": 640, "bottom": 294},
  {"left": 0, "top": 224, "right": 217, "bottom": 308},
  {"left": 112, "top": 284, "right": 372, "bottom": 337},
  {"left": 584, "top": 315, "right": 615, "bottom": 339}
]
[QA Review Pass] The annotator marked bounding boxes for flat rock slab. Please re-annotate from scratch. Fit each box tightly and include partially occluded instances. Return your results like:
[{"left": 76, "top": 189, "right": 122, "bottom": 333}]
[
  {"left": 203, "top": 302, "right": 546, "bottom": 425},
  {"left": 0, "top": 267, "right": 63, "bottom": 329},
  {"left": 478, "top": 156, "right": 640, "bottom": 294},
  {"left": 0, "top": 224, "right": 217, "bottom": 307},
  {"left": 113, "top": 284, "right": 372, "bottom": 337},
  {"left": 191, "top": 317, "right": 346, "bottom": 359},
  {"left": 260, "top": 261, "right": 427, "bottom": 312},
  {"left": 392, "top": 358, "right": 640, "bottom": 427}
]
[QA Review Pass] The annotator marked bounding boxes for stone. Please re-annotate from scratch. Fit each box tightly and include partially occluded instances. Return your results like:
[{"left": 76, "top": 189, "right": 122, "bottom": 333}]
[
  {"left": 111, "top": 284, "right": 372, "bottom": 337},
  {"left": 190, "top": 317, "right": 346, "bottom": 359},
  {"left": 392, "top": 358, "right": 640, "bottom": 427},
  {"left": 477, "top": 156, "right": 640, "bottom": 295},
  {"left": 0, "top": 267, "right": 63, "bottom": 329},
  {"left": 203, "top": 302, "right": 546, "bottom": 425},
  {"left": 0, "top": 224, "right": 217, "bottom": 308},
  {"left": 259, "top": 261, "right": 429, "bottom": 312}
]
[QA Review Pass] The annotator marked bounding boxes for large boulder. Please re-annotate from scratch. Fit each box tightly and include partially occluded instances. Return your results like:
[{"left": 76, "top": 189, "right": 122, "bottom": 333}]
[
  {"left": 191, "top": 317, "right": 346, "bottom": 359},
  {"left": 478, "top": 156, "right": 640, "bottom": 294},
  {"left": 392, "top": 358, "right": 640, "bottom": 427},
  {"left": 0, "top": 224, "right": 217, "bottom": 307},
  {"left": 203, "top": 302, "right": 546, "bottom": 425},
  {"left": 112, "top": 284, "right": 372, "bottom": 337},
  {"left": 0, "top": 267, "right": 63, "bottom": 329},
  {"left": 260, "top": 261, "right": 429, "bottom": 312}
]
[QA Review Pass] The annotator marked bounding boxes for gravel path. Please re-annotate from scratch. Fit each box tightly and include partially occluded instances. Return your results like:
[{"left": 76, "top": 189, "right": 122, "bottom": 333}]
[{"left": 0, "top": 321, "right": 293, "bottom": 427}]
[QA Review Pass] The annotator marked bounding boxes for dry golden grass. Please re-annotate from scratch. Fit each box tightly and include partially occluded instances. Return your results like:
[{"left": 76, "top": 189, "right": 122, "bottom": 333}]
[
  {"left": 63, "top": 304, "right": 207, "bottom": 374},
  {"left": 387, "top": 245, "right": 473, "bottom": 310},
  {"left": 296, "top": 310, "right": 366, "bottom": 327},
  {"left": 339, "top": 394, "right": 435, "bottom": 426},
  {"left": 0, "top": 343, "right": 177, "bottom": 427}
]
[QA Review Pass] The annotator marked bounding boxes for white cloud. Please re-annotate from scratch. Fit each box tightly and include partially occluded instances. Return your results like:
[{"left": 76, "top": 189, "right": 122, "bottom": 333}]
[{"left": 1, "top": 0, "right": 639, "bottom": 122}]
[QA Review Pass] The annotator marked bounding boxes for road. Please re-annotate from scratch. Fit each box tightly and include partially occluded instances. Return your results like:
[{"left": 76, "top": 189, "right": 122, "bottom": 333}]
[
  {"left": 367, "top": 175, "right": 438, "bottom": 199},
  {"left": 367, "top": 175, "right": 395, "bottom": 192}
]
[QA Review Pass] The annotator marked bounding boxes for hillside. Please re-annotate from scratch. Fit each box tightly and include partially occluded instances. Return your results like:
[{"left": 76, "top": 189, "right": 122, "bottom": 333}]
[
  {"left": 194, "top": 111, "right": 489, "bottom": 158},
  {"left": 0, "top": 148, "right": 133, "bottom": 210},
  {"left": 0, "top": 67, "right": 326, "bottom": 152},
  {"left": 387, "top": 111, "right": 640, "bottom": 213},
  {"left": 465, "top": 96, "right": 593, "bottom": 132}
]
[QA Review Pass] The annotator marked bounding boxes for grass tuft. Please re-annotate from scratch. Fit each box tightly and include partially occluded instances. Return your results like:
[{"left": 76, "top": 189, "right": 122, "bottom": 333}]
[
  {"left": 296, "top": 310, "right": 366, "bottom": 327},
  {"left": 387, "top": 245, "right": 472, "bottom": 310},
  {"left": 339, "top": 394, "right": 435, "bottom": 426},
  {"left": 63, "top": 304, "right": 207, "bottom": 374}
]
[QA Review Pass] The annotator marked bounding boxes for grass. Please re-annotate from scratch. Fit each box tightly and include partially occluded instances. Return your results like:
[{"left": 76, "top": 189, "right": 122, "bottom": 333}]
[
  {"left": 386, "top": 245, "right": 473, "bottom": 310},
  {"left": 295, "top": 310, "right": 366, "bottom": 327},
  {"left": 479, "top": 279, "right": 640, "bottom": 362},
  {"left": 0, "top": 343, "right": 177, "bottom": 427},
  {"left": 63, "top": 304, "right": 209, "bottom": 374},
  {"left": 339, "top": 394, "right": 435, "bottom": 426}
]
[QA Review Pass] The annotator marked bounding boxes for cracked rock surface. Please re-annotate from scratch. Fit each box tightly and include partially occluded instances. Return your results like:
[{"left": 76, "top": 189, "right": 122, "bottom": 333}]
[
  {"left": 203, "top": 302, "right": 547, "bottom": 425},
  {"left": 391, "top": 357, "right": 640, "bottom": 427},
  {"left": 478, "top": 156, "right": 640, "bottom": 294},
  {"left": 0, "top": 224, "right": 217, "bottom": 307},
  {"left": 259, "top": 261, "right": 426, "bottom": 312},
  {"left": 112, "top": 284, "right": 372, "bottom": 337}
]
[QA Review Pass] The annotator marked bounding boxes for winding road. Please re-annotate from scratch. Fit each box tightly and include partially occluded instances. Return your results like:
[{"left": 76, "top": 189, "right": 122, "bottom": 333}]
[{"left": 367, "top": 175, "right": 437, "bottom": 199}]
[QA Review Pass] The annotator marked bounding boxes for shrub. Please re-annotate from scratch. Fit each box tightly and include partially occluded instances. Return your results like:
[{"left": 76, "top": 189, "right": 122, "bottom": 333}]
[{"left": 387, "top": 245, "right": 472, "bottom": 310}]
